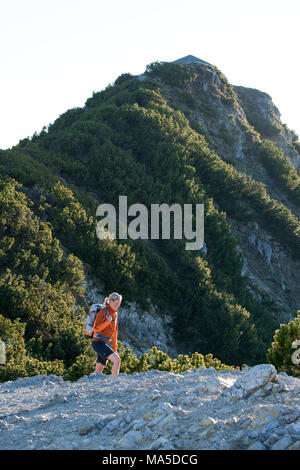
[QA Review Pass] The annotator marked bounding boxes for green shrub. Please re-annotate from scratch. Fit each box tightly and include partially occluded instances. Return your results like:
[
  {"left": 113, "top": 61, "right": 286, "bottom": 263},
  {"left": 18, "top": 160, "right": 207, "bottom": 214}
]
[
  {"left": 267, "top": 310, "right": 300, "bottom": 377},
  {"left": 63, "top": 342, "right": 235, "bottom": 382},
  {"left": 213, "top": 67, "right": 238, "bottom": 105},
  {"left": 145, "top": 61, "right": 197, "bottom": 88},
  {"left": 63, "top": 350, "right": 96, "bottom": 382},
  {"left": 257, "top": 139, "right": 300, "bottom": 204},
  {"left": 0, "top": 314, "right": 64, "bottom": 383}
]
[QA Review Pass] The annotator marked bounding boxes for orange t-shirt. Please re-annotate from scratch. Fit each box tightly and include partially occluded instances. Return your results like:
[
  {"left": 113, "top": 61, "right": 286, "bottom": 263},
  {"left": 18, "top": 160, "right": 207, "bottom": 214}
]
[{"left": 92, "top": 302, "right": 118, "bottom": 352}]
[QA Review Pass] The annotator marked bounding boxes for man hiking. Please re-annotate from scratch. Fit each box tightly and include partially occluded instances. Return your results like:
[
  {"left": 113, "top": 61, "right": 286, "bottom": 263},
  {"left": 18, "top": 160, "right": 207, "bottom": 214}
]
[{"left": 91, "top": 292, "right": 122, "bottom": 376}]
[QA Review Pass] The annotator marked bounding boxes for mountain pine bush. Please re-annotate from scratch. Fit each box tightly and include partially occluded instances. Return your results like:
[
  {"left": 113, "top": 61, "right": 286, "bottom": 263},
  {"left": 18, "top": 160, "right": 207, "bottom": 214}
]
[{"left": 267, "top": 310, "right": 300, "bottom": 376}]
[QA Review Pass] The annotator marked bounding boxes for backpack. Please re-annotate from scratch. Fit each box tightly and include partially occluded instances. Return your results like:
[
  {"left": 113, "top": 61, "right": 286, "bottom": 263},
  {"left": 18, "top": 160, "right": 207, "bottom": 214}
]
[{"left": 84, "top": 303, "right": 112, "bottom": 344}]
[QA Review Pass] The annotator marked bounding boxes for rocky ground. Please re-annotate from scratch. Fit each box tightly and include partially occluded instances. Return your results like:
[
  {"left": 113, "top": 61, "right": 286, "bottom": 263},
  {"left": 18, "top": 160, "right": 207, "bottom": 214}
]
[{"left": 0, "top": 364, "right": 299, "bottom": 450}]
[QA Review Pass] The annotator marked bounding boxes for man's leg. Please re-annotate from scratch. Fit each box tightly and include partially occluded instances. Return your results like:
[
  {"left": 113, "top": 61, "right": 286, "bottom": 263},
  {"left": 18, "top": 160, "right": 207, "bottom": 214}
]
[
  {"left": 95, "top": 362, "right": 105, "bottom": 373},
  {"left": 107, "top": 353, "right": 121, "bottom": 376},
  {"left": 92, "top": 342, "right": 106, "bottom": 373}
]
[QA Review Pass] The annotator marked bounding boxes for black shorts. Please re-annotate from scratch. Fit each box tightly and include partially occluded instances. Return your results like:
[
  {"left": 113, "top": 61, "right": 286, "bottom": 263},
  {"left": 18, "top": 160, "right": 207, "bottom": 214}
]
[{"left": 92, "top": 340, "right": 114, "bottom": 365}]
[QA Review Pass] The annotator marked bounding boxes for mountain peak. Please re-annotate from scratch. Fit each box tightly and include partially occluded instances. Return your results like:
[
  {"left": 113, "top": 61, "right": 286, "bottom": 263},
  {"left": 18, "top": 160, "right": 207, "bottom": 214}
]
[
  {"left": 137, "top": 55, "right": 213, "bottom": 80},
  {"left": 172, "top": 54, "right": 212, "bottom": 66}
]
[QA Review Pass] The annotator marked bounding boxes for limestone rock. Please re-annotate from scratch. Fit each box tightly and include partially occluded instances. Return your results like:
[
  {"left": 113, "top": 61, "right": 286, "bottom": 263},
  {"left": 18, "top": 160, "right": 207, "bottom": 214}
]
[
  {"left": 287, "top": 421, "right": 300, "bottom": 440},
  {"left": 223, "top": 364, "right": 277, "bottom": 399},
  {"left": 248, "top": 440, "right": 266, "bottom": 450},
  {"left": 271, "top": 435, "right": 293, "bottom": 450}
]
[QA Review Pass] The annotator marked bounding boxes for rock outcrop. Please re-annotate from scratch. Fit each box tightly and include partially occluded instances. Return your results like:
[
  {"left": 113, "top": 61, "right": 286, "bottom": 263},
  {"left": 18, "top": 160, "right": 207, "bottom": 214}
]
[
  {"left": 0, "top": 364, "right": 299, "bottom": 450},
  {"left": 234, "top": 85, "right": 300, "bottom": 171}
]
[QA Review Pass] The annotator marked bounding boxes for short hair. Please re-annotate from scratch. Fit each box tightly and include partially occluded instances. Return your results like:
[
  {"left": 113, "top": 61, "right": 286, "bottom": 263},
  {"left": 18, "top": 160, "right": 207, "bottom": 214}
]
[{"left": 104, "top": 292, "right": 122, "bottom": 303}]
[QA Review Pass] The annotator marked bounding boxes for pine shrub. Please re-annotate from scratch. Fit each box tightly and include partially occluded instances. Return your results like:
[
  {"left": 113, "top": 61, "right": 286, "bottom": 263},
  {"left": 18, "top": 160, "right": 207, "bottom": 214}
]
[{"left": 267, "top": 310, "right": 300, "bottom": 376}]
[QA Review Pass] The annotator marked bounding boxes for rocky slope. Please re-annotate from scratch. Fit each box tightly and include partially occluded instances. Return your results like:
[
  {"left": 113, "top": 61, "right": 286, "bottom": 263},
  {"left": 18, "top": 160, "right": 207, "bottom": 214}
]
[
  {"left": 0, "top": 364, "right": 299, "bottom": 450},
  {"left": 234, "top": 85, "right": 300, "bottom": 171}
]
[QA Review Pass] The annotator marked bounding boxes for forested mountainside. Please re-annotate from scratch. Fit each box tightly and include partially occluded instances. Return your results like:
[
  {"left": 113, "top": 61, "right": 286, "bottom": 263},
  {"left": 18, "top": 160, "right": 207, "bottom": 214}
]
[{"left": 0, "top": 58, "right": 299, "bottom": 381}]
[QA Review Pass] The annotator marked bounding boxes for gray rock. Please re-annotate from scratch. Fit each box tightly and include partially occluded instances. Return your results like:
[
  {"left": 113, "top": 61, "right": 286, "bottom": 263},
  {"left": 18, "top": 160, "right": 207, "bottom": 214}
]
[
  {"left": 278, "top": 410, "right": 300, "bottom": 425},
  {"left": 287, "top": 440, "right": 300, "bottom": 450},
  {"left": 223, "top": 364, "right": 277, "bottom": 399},
  {"left": 248, "top": 440, "right": 266, "bottom": 450},
  {"left": 287, "top": 421, "right": 300, "bottom": 440},
  {"left": 200, "top": 242, "right": 207, "bottom": 255},
  {"left": 257, "top": 240, "right": 272, "bottom": 266},
  {"left": 49, "top": 394, "right": 68, "bottom": 405},
  {"left": 149, "top": 436, "right": 171, "bottom": 450},
  {"left": 79, "top": 426, "right": 92, "bottom": 436},
  {"left": 271, "top": 435, "right": 293, "bottom": 450},
  {"left": 117, "top": 430, "right": 144, "bottom": 449},
  {"left": 0, "top": 420, "right": 9, "bottom": 431},
  {"left": 264, "top": 433, "right": 282, "bottom": 448}
]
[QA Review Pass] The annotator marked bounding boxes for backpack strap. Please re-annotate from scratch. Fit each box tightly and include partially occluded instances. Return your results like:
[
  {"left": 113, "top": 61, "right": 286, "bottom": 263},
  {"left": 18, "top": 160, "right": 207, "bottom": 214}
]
[
  {"left": 94, "top": 333, "right": 113, "bottom": 346},
  {"left": 93, "top": 307, "right": 113, "bottom": 346}
]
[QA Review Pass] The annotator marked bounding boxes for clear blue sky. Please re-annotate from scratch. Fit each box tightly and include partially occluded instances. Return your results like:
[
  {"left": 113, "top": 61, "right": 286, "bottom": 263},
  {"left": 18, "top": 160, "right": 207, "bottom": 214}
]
[{"left": 1, "top": 0, "right": 299, "bottom": 149}]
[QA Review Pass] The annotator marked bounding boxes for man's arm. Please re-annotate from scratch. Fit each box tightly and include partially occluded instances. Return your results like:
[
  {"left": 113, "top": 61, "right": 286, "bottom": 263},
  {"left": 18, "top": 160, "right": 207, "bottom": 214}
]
[
  {"left": 112, "top": 320, "right": 118, "bottom": 352},
  {"left": 93, "top": 309, "right": 111, "bottom": 334}
]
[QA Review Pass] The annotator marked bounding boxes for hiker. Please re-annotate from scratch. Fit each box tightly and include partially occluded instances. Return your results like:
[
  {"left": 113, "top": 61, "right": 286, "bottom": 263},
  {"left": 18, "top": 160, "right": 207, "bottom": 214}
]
[{"left": 91, "top": 292, "right": 122, "bottom": 376}]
